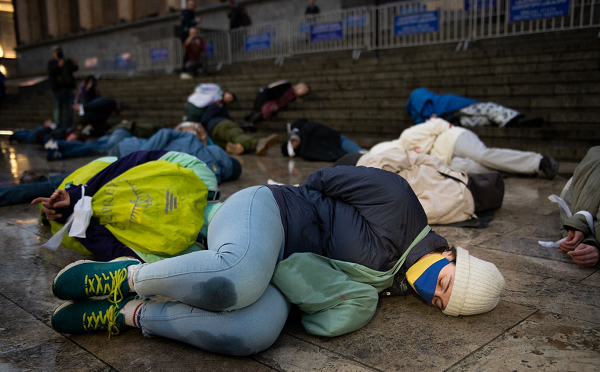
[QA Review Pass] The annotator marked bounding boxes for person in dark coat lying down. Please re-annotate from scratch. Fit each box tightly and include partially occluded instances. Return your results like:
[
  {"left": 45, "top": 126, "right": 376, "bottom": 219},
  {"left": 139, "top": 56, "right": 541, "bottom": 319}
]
[
  {"left": 406, "top": 87, "right": 544, "bottom": 128},
  {"left": 243, "top": 80, "right": 310, "bottom": 131},
  {"left": 49, "top": 165, "right": 505, "bottom": 356},
  {"left": 280, "top": 119, "right": 364, "bottom": 162}
]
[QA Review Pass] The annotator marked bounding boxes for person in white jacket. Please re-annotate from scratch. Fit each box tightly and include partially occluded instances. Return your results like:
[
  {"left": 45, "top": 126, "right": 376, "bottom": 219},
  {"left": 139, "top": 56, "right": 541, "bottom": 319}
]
[{"left": 370, "top": 118, "right": 558, "bottom": 179}]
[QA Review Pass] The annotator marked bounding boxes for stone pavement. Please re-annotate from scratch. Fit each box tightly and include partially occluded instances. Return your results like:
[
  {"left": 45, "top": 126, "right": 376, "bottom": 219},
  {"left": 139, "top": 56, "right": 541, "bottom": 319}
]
[{"left": 0, "top": 137, "right": 599, "bottom": 371}]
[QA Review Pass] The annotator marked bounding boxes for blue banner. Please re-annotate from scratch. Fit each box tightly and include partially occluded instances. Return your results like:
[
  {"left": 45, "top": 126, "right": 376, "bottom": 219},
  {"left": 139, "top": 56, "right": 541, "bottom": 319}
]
[
  {"left": 205, "top": 41, "right": 214, "bottom": 56},
  {"left": 150, "top": 48, "right": 169, "bottom": 62},
  {"left": 510, "top": 0, "right": 570, "bottom": 22},
  {"left": 346, "top": 14, "right": 366, "bottom": 28},
  {"left": 464, "top": 0, "right": 497, "bottom": 11},
  {"left": 310, "top": 22, "right": 344, "bottom": 42},
  {"left": 394, "top": 11, "right": 439, "bottom": 36},
  {"left": 115, "top": 52, "right": 133, "bottom": 69},
  {"left": 244, "top": 34, "right": 271, "bottom": 52}
]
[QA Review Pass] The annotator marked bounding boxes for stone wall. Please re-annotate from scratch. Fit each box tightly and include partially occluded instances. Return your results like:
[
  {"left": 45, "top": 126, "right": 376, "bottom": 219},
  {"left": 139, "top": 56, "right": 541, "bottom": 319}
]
[{"left": 15, "top": 0, "right": 342, "bottom": 76}]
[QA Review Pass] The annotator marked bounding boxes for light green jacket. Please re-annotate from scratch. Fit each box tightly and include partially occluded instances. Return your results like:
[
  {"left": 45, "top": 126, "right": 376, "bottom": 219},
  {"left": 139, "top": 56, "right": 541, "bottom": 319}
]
[{"left": 271, "top": 225, "right": 430, "bottom": 337}]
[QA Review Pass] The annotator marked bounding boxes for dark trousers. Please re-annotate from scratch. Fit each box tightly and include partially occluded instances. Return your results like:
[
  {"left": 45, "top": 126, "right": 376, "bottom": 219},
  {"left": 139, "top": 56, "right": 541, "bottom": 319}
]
[
  {"left": 0, "top": 173, "right": 69, "bottom": 207},
  {"left": 51, "top": 88, "right": 74, "bottom": 129}
]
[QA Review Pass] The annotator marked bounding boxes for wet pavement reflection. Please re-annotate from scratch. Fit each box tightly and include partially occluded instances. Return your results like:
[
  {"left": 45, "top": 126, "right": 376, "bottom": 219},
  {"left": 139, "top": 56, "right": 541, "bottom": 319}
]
[{"left": 1, "top": 136, "right": 599, "bottom": 372}]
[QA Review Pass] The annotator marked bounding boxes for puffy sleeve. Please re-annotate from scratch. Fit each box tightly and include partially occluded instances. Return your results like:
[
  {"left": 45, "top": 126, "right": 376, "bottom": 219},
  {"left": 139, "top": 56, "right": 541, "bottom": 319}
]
[
  {"left": 272, "top": 253, "right": 379, "bottom": 337},
  {"left": 300, "top": 165, "right": 426, "bottom": 227}
]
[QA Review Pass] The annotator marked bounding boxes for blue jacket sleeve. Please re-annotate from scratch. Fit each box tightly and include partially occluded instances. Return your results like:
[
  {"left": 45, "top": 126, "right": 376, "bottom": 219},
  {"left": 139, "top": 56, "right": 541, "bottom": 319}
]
[{"left": 205, "top": 145, "right": 233, "bottom": 183}]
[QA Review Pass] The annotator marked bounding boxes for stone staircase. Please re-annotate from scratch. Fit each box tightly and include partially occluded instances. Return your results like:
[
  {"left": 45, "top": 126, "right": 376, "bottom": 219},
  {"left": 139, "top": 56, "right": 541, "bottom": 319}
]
[{"left": 1, "top": 28, "right": 599, "bottom": 161}]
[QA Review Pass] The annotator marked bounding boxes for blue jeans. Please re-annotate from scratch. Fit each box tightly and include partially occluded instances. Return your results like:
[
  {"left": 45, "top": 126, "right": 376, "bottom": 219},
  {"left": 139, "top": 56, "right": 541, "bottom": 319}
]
[
  {"left": 134, "top": 186, "right": 291, "bottom": 355},
  {"left": 340, "top": 135, "right": 362, "bottom": 154},
  {"left": 56, "top": 128, "right": 132, "bottom": 159},
  {"left": 11, "top": 127, "right": 45, "bottom": 143},
  {"left": 0, "top": 174, "right": 69, "bottom": 207},
  {"left": 51, "top": 88, "right": 74, "bottom": 129}
]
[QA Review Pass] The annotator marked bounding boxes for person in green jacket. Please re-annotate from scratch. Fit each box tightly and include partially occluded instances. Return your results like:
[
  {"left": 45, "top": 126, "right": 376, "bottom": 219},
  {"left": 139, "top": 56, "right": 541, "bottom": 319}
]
[
  {"left": 540, "top": 146, "right": 600, "bottom": 267},
  {"left": 48, "top": 166, "right": 505, "bottom": 356}
]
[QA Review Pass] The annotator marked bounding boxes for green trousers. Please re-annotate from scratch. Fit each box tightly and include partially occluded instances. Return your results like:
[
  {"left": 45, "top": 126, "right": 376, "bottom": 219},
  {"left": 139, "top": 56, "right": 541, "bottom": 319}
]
[{"left": 212, "top": 119, "right": 261, "bottom": 151}]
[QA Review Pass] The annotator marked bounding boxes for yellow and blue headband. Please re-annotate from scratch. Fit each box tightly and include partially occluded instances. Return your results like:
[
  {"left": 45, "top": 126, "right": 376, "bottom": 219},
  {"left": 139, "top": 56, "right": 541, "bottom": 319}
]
[{"left": 406, "top": 254, "right": 451, "bottom": 304}]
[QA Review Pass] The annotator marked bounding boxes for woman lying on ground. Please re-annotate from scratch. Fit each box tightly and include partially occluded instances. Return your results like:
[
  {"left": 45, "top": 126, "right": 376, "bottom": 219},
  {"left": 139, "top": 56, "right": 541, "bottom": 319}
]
[{"left": 45, "top": 165, "right": 505, "bottom": 356}]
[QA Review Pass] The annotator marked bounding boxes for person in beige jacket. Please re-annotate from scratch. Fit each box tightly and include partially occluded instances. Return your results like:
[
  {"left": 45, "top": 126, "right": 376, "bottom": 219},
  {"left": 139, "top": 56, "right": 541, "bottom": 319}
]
[
  {"left": 358, "top": 148, "right": 476, "bottom": 224},
  {"left": 370, "top": 118, "right": 558, "bottom": 179}
]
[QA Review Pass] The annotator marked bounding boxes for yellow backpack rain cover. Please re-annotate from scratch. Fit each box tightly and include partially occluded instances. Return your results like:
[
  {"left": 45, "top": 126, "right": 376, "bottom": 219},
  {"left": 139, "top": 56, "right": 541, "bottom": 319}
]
[{"left": 50, "top": 156, "right": 208, "bottom": 256}]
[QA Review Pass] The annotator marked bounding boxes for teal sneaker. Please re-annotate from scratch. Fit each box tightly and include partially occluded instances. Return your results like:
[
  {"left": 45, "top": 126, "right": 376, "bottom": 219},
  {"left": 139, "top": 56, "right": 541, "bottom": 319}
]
[
  {"left": 52, "top": 258, "right": 141, "bottom": 303},
  {"left": 51, "top": 295, "right": 135, "bottom": 337}
]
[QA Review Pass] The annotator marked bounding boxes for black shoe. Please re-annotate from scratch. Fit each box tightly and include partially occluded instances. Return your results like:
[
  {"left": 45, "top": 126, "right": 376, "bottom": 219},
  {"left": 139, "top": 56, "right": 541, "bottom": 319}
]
[
  {"left": 241, "top": 122, "right": 257, "bottom": 133},
  {"left": 539, "top": 155, "right": 559, "bottom": 180},
  {"left": 505, "top": 115, "right": 544, "bottom": 128}
]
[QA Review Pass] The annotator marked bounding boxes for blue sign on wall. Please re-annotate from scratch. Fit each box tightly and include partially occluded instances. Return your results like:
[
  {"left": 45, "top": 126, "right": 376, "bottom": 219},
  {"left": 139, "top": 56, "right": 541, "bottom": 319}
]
[
  {"left": 394, "top": 11, "right": 439, "bottom": 36},
  {"left": 510, "top": 0, "right": 570, "bottom": 22},
  {"left": 244, "top": 34, "right": 271, "bottom": 52},
  {"left": 346, "top": 14, "right": 366, "bottom": 28},
  {"left": 205, "top": 41, "right": 215, "bottom": 56},
  {"left": 310, "top": 22, "right": 344, "bottom": 42},
  {"left": 464, "top": 0, "right": 497, "bottom": 11},
  {"left": 115, "top": 52, "right": 133, "bottom": 69},
  {"left": 150, "top": 48, "right": 169, "bottom": 62}
]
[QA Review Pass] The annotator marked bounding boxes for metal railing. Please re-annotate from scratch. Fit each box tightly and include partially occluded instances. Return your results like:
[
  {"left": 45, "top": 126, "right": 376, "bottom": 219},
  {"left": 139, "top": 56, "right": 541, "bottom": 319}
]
[
  {"left": 289, "top": 7, "right": 371, "bottom": 55},
  {"left": 71, "top": 0, "right": 599, "bottom": 76},
  {"left": 375, "top": 0, "right": 469, "bottom": 49},
  {"left": 470, "top": 0, "right": 599, "bottom": 40}
]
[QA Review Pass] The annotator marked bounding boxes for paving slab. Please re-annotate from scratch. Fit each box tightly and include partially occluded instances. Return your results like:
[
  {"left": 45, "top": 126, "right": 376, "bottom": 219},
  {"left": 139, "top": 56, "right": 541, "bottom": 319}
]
[
  {"left": 0, "top": 297, "right": 112, "bottom": 372},
  {"left": 283, "top": 297, "right": 535, "bottom": 371},
  {"left": 581, "top": 271, "right": 600, "bottom": 288},
  {"left": 451, "top": 311, "right": 600, "bottom": 372},
  {"left": 1, "top": 137, "right": 599, "bottom": 371},
  {"left": 501, "top": 268, "right": 600, "bottom": 325}
]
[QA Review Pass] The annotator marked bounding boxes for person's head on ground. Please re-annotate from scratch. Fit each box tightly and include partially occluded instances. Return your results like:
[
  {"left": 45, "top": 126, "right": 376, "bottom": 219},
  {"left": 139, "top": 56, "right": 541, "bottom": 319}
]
[
  {"left": 186, "top": 0, "right": 195, "bottom": 10},
  {"left": 52, "top": 47, "right": 63, "bottom": 60},
  {"left": 223, "top": 91, "right": 236, "bottom": 104},
  {"left": 293, "top": 83, "right": 310, "bottom": 97},
  {"left": 174, "top": 121, "right": 209, "bottom": 145},
  {"left": 408, "top": 246, "right": 505, "bottom": 316}
]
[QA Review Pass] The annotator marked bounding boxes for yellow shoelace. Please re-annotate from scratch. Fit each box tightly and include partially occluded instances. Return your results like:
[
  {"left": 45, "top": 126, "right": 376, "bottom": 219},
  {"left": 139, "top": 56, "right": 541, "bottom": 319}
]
[
  {"left": 83, "top": 304, "right": 121, "bottom": 338},
  {"left": 85, "top": 268, "right": 128, "bottom": 304}
]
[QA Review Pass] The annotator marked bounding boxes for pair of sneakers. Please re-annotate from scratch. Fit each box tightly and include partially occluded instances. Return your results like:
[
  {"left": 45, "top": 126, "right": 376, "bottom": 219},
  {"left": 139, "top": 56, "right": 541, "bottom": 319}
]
[{"left": 51, "top": 258, "right": 141, "bottom": 338}]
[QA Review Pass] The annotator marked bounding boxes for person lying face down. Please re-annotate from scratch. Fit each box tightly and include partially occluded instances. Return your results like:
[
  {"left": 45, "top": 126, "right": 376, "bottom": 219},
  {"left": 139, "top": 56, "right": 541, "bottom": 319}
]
[
  {"left": 406, "top": 87, "right": 544, "bottom": 128},
  {"left": 281, "top": 119, "right": 364, "bottom": 162},
  {"left": 49, "top": 165, "right": 505, "bottom": 356},
  {"left": 243, "top": 81, "right": 311, "bottom": 131},
  {"left": 185, "top": 83, "right": 280, "bottom": 156}
]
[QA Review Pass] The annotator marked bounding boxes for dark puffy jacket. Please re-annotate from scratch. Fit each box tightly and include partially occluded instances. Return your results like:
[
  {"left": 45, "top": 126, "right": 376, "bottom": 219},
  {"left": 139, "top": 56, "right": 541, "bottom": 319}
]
[
  {"left": 292, "top": 119, "right": 346, "bottom": 162},
  {"left": 268, "top": 166, "right": 448, "bottom": 293}
]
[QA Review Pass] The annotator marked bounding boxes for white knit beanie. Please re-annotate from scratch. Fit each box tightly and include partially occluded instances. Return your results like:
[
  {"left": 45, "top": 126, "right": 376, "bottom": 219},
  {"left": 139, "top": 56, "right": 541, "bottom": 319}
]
[{"left": 443, "top": 246, "right": 505, "bottom": 316}]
